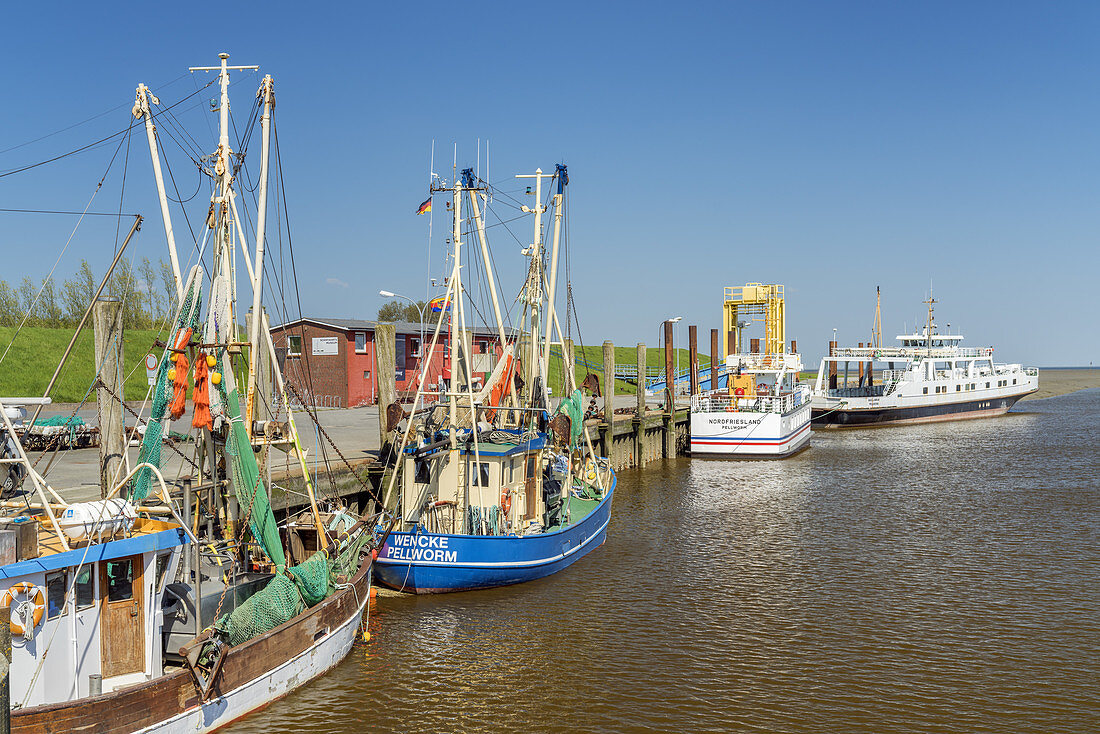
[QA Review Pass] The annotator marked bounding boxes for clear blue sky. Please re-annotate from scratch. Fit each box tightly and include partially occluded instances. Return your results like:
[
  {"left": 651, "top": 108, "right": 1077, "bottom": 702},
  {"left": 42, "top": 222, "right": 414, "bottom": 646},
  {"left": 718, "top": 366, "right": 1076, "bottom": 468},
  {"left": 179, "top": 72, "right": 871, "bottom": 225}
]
[{"left": 2, "top": 2, "right": 1096, "bottom": 366}]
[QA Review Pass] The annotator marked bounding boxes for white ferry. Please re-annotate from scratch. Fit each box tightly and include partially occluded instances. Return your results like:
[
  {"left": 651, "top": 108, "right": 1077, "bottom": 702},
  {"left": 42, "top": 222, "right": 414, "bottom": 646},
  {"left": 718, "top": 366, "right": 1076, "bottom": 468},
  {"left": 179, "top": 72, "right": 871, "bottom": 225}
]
[
  {"left": 690, "top": 352, "right": 812, "bottom": 458},
  {"left": 810, "top": 299, "right": 1038, "bottom": 427}
]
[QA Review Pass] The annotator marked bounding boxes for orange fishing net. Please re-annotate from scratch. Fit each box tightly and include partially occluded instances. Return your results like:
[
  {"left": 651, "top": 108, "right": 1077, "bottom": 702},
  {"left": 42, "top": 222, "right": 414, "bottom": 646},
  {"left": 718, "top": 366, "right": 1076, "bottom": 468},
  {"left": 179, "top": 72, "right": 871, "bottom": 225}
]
[
  {"left": 168, "top": 328, "right": 192, "bottom": 420},
  {"left": 192, "top": 352, "right": 212, "bottom": 430}
]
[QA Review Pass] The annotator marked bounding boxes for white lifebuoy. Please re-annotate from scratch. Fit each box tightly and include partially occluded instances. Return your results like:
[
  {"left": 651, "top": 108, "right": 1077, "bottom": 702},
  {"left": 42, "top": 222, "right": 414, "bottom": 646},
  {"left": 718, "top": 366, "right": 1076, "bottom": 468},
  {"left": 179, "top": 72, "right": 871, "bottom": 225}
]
[{"left": 2, "top": 582, "right": 45, "bottom": 636}]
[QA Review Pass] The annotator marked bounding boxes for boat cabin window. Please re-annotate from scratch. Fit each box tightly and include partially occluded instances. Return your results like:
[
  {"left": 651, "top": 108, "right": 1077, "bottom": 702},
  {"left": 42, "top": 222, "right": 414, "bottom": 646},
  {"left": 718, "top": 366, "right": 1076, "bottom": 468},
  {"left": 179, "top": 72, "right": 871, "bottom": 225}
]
[
  {"left": 923, "top": 387, "right": 928, "bottom": 394},
  {"left": 414, "top": 459, "right": 431, "bottom": 484},
  {"left": 106, "top": 559, "right": 134, "bottom": 602},
  {"left": 45, "top": 570, "right": 67, "bottom": 620},
  {"left": 470, "top": 462, "right": 491, "bottom": 487},
  {"left": 75, "top": 566, "right": 94, "bottom": 610}
]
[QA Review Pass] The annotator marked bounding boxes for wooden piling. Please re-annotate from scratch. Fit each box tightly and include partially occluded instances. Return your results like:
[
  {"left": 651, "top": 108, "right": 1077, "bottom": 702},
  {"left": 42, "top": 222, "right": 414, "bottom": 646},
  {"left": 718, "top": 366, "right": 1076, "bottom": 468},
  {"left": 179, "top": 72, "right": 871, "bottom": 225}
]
[
  {"left": 858, "top": 343, "right": 865, "bottom": 384},
  {"left": 710, "top": 328, "right": 719, "bottom": 392},
  {"left": 663, "top": 321, "right": 674, "bottom": 458},
  {"left": 93, "top": 298, "right": 124, "bottom": 498},
  {"left": 635, "top": 342, "right": 646, "bottom": 468},
  {"left": 375, "top": 323, "right": 397, "bottom": 453},
  {"left": 602, "top": 341, "right": 615, "bottom": 466},
  {"left": 828, "top": 340, "right": 838, "bottom": 390},
  {"left": 688, "top": 325, "right": 698, "bottom": 397}
]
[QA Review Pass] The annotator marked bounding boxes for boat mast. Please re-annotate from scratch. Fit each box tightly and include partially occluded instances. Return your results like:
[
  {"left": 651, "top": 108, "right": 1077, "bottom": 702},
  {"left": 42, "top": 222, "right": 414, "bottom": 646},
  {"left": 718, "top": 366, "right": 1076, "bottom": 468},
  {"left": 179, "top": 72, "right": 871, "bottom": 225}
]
[
  {"left": 924, "top": 293, "right": 936, "bottom": 356},
  {"left": 541, "top": 165, "right": 566, "bottom": 384},
  {"left": 873, "top": 285, "right": 882, "bottom": 349},
  {"left": 134, "top": 84, "right": 183, "bottom": 303},
  {"left": 189, "top": 53, "right": 258, "bottom": 341},
  {"left": 515, "top": 168, "right": 553, "bottom": 407},
  {"left": 448, "top": 177, "right": 463, "bottom": 449},
  {"left": 246, "top": 74, "right": 275, "bottom": 436}
]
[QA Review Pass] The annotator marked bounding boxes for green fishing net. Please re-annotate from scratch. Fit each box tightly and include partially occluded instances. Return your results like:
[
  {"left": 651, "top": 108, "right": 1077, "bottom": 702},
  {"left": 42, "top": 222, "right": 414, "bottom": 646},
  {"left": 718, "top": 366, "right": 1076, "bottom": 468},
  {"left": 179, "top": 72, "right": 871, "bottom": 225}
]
[
  {"left": 215, "top": 551, "right": 336, "bottom": 646},
  {"left": 554, "top": 389, "right": 585, "bottom": 447},
  {"left": 131, "top": 270, "right": 202, "bottom": 501}
]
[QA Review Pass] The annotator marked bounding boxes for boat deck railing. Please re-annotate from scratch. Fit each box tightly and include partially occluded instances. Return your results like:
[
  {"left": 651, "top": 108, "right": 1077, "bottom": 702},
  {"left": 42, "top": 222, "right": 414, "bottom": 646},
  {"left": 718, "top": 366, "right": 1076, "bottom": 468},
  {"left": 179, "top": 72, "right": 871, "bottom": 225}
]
[
  {"left": 830, "top": 346, "right": 993, "bottom": 359},
  {"left": 691, "top": 390, "right": 802, "bottom": 415}
]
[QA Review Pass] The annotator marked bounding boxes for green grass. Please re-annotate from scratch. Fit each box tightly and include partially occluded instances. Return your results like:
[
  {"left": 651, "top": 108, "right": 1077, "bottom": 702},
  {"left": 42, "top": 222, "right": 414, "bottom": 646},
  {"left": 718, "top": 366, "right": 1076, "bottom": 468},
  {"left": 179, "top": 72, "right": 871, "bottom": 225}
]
[
  {"left": 546, "top": 345, "right": 712, "bottom": 396},
  {"left": 0, "top": 326, "right": 172, "bottom": 403}
]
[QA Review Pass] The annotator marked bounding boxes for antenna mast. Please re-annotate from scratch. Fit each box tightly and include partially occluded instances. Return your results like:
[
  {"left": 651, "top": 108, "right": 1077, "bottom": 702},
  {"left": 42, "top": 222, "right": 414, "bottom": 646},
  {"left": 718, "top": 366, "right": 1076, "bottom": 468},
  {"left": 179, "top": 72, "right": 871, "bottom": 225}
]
[{"left": 873, "top": 286, "right": 882, "bottom": 349}]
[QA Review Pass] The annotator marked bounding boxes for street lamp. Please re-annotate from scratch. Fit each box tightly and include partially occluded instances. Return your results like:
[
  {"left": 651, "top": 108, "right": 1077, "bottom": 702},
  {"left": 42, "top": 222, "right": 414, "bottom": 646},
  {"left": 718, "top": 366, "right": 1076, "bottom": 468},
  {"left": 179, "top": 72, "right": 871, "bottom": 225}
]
[{"left": 379, "top": 289, "right": 426, "bottom": 349}]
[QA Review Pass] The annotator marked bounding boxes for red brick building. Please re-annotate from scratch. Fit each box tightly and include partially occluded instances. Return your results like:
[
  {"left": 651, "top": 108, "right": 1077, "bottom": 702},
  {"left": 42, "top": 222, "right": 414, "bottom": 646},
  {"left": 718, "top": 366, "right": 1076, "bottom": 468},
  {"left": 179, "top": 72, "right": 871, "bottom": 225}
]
[{"left": 270, "top": 317, "right": 504, "bottom": 408}]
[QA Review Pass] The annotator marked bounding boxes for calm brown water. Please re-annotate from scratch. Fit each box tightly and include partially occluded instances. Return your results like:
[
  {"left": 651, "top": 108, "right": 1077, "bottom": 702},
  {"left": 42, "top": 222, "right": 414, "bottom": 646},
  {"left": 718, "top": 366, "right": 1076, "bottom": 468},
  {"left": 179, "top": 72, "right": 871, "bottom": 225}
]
[{"left": 229, "top": 390, "right": 1099, "bottom": 733}]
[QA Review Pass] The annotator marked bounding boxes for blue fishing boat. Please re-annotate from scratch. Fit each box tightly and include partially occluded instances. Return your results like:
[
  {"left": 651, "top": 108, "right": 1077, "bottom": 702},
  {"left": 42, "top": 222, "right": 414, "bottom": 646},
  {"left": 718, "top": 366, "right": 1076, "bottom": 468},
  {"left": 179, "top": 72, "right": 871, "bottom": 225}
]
[{"left": 374, "top": 164, "right": 615, "bottom": 594}]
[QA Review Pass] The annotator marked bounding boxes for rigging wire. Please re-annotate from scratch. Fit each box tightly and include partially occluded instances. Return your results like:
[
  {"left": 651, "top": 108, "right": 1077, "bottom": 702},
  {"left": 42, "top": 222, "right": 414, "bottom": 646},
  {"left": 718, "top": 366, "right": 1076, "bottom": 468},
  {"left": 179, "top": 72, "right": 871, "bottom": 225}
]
[
  {"left": 0, "top": 127, "right": 132, "bottom": 366},
  {"left": 0, "top": 71, "right": 192, "bottom": 157},
  {"left": 0, "top": 78, "right": 216, "bottom": 179}
]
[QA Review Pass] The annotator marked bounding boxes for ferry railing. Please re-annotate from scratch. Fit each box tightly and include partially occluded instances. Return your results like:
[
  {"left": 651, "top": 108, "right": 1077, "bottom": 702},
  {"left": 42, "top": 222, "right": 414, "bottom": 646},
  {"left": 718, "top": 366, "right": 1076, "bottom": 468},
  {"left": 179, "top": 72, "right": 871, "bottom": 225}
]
[
  {"left": 832, "top": 346, "right": 993, "bottom": 359},
  {"left": 691, "top": 391, "right": 800, "bottom": 415}
]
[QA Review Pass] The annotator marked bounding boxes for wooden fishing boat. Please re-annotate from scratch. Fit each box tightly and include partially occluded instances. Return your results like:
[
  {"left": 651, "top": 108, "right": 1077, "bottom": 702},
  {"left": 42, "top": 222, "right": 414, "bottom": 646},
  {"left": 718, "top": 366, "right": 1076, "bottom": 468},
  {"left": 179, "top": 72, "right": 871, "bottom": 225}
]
[{"left": 1, "top": 52, "right": 387, "bottom": 732}]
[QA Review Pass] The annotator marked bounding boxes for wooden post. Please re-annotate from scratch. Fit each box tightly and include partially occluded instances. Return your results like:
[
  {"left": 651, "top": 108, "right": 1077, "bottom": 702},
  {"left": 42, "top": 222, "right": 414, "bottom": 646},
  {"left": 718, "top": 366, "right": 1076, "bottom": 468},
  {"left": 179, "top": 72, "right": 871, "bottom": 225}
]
[
  {"left": 688, "top": 325, "right": 698, "bottom": 396},
  {"left": 828, "top": 340, "right": 838, "bottom": 390},
  {"left": 858, "top": 343, "right": 865, "bottom": 384},
  {"left": 602, "top": 341, "right": 614, "bottom": 418},
  {"left": 710, "top": 328, "right": 719, "bottom": 392},
  {"left": 663, "top": 321, "right": 674, "bottom": 458},
  {"left": 376, "top": 323, "right": 397, "bottom": 455},
  {"left": 663, "top": 322, "right": 674, "bottom": 413},
  {"left": 791, "top": 339, "right": 797, "bottom": 353},
  {"left": 93, "top": 298, "right": 124, "bottom": 498},
  {"left": 602, "top": 341, "right": 615, "bottom": 466},
  {"left": 0, "top": 605, "right": 9, "bottom": 734},
  {"left": 750, "top": 337, "right": 760, "bottom": 354},
  {"left": 635, "top": 343, "right": 646, "bottom": 468}
]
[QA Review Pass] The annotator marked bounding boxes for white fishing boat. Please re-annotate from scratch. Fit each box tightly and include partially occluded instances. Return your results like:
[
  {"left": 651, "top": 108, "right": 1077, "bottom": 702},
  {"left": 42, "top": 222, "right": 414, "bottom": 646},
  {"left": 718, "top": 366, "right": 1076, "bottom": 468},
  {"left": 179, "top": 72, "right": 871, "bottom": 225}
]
[
  {"left": 1, "top": 53, "right": 386, "bottom": 733},
  {"left": 810, "top": 294, "right": 1039, "bottom": 427}
]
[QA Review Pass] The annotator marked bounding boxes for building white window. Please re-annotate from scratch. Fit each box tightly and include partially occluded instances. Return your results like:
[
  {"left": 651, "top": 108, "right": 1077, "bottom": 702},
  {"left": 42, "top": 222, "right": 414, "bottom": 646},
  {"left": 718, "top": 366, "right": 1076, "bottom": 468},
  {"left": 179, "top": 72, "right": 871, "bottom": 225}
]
[
  {"left": 288, "top": 335, "right": 303, "bottom": 356},
  {"left": 355, "top": 332, "right": 367, "bottom": 354},
  {"left": 410, "top": 338, "right": 421, "bottom": 357}
]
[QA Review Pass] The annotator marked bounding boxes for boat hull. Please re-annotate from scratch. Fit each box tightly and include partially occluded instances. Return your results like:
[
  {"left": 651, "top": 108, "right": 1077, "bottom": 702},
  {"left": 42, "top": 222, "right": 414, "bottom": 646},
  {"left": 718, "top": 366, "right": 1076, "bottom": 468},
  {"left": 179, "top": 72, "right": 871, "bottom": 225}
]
[
  {"left": 689, "top": 404, "right": 812, "bottom": 458},
  {"left": 811, "top": 391, "right": 1033, "bottom": 428},
  {"left": 375, "top": 475, "right": 615, "bottom": 594},
  {"left": 12, "top": 560, "right": 373, "bottom": 734}
]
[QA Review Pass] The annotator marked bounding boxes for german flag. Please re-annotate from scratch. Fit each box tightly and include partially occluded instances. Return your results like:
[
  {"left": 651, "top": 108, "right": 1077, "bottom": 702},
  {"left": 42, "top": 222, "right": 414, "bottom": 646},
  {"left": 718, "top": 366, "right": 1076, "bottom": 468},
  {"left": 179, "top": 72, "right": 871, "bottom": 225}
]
[{"left": 416, "top": 197, "right": 432, "bottom": 215}]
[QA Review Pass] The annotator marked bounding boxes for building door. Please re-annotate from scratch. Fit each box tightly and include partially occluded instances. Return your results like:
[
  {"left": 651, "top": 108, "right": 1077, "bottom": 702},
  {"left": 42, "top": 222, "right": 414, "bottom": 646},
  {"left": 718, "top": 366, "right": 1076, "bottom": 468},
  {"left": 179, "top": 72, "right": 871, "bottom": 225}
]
[{"left": 99, "top": 554, "right": 145, "bottom": 678}]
